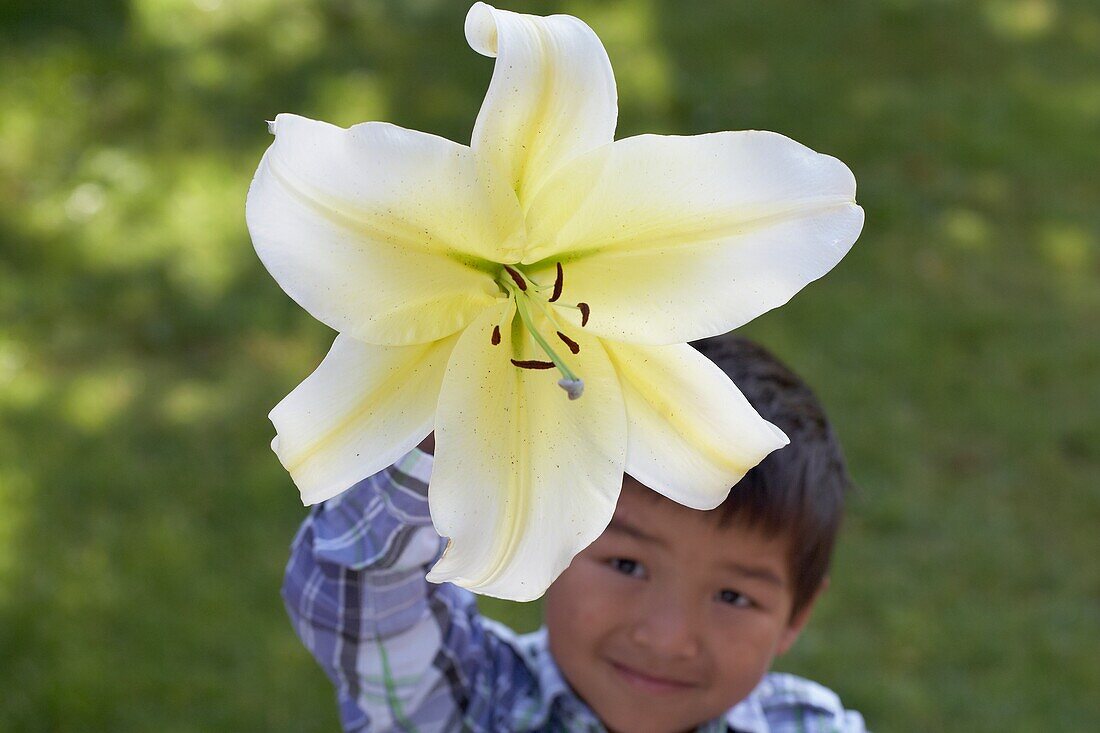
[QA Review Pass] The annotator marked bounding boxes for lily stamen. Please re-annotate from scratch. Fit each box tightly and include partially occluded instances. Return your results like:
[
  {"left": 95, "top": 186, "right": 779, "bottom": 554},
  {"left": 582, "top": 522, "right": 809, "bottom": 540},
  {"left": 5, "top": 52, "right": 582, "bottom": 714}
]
[
  {"left": 556, "top": 331, "right": 580, "bottom": 355},
  {"left": 553, "top": 300, "right": 592, "bottom": 327},
  {"left": 511, "top": 359, "right": 555, "bottom": 370},
  {"left": 502, "top": 265, "right": 528, "bottom": 291},
  {"left": 549, "top": 262, "right": 564, "bottom": 303},
  {"left": 499, "top": 270, "right": 585, "bottom": 399}
]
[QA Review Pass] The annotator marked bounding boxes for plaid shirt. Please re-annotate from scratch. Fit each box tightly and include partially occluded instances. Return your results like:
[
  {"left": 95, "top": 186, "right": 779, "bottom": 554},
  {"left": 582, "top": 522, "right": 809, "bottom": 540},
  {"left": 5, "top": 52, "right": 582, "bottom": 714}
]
[{"left": 282, "top": 448, "right": 868, "bottom": 733}]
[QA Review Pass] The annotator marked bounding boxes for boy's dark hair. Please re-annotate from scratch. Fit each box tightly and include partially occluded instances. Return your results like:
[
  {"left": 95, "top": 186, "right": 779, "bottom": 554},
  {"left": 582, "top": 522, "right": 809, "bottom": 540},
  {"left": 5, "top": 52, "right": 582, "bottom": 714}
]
[{"left": 692, "top": 335, "right": 852, "bottom": 618}]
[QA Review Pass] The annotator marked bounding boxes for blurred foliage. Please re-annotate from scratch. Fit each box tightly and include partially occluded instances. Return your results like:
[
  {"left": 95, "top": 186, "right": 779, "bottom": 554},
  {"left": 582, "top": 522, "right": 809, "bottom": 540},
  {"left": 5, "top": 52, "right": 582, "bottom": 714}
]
[{"left": 1, "top": 0, "right": 1098, "bottom": 730}]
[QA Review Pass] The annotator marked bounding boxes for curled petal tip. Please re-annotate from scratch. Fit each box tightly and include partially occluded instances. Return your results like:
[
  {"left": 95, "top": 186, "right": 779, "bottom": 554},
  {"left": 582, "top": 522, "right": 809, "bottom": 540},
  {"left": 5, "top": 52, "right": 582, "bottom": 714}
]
[
  {"left": 266, "top": 119, "right": 276, "bottom": 135},
  {"left": 558, "top": 378, "right": 584, "bottom": 400},
  {"left": 465, "top": 2, "right": 498, "bottom": 57}
]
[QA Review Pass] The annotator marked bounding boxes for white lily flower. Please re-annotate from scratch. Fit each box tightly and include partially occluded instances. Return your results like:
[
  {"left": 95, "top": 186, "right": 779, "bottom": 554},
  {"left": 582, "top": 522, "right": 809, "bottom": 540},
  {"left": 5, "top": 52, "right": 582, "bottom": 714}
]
[{"left": 246, "top": 2, "right": 864, "bottom": 601}]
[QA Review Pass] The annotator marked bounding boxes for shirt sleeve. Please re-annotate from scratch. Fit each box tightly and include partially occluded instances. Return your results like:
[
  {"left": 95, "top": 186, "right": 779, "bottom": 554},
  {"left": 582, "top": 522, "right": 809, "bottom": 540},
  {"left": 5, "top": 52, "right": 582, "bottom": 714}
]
[{"left": 280, "top": 449, "right": 536, "bottom": 733}]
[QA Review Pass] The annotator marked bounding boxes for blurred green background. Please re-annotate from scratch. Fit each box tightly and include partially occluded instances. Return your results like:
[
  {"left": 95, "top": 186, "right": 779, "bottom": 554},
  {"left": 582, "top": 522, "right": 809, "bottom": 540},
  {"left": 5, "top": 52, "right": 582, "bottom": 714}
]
[{"left": 1, "top": 0, "right": 1097, "bottom": 730}]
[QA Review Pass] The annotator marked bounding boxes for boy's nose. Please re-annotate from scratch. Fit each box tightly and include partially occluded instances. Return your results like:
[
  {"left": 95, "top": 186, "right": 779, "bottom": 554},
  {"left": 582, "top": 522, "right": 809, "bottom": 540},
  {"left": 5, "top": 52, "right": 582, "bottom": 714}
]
[{"left": 629, "top": 593, "right": 702, "bottom": 660}]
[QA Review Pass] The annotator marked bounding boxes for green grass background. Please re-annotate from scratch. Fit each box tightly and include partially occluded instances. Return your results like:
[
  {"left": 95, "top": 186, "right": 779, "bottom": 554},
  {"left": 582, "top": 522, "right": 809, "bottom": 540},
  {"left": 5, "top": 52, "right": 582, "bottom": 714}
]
[{"left": 1, "top": 0, "right": 1097, "bottom": 730}]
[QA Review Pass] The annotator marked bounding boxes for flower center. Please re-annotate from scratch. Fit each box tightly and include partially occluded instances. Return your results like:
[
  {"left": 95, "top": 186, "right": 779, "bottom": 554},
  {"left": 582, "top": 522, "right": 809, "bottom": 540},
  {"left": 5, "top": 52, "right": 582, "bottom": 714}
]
[{"left": 495, "top": 263, "right": 590, "bottom": 400}]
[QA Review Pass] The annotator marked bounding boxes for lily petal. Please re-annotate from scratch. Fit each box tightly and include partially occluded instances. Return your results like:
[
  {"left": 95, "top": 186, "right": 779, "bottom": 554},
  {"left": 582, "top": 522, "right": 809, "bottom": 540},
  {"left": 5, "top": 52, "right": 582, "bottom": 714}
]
[
  {"left": 270, "top": 333, "right": 459, "bottom": 505},
  {"left": 524, "top": 131, "right": 864, "bottom": 343},
  {"left": 603, "top": 340, "right": 789, "bottom": 509},
  {"left": 247, "top": 114, "right": 524, "bottom": 345},
  {"left": 426, "top": 301, "right": 627, "bottom": 600},
  {"left": 466, "top": 2, "right": 617, "bottom": 209}
]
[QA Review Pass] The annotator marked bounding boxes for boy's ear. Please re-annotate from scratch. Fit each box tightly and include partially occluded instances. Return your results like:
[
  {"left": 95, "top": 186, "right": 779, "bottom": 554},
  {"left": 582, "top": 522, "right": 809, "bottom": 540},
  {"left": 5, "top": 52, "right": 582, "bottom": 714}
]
[{"left": 776, "top": 576, "right": 829, "bottom": 656}]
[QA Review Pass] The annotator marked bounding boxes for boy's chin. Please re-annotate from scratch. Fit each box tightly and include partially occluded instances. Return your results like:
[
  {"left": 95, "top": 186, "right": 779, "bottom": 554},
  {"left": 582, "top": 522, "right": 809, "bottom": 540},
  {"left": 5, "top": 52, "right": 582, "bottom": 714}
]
[
  {"left": 584, "top": 668, "right": 718, "bottom": 733},
  {"left": 594, "top": 704, "right": 706, "bottom": 733}
]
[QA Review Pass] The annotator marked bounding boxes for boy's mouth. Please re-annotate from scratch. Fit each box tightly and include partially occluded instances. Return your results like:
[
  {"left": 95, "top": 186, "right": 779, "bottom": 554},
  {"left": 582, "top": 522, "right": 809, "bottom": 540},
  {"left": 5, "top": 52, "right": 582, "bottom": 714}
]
[{"left": 607, "top": 660, "right": 699, "bottom": 693}]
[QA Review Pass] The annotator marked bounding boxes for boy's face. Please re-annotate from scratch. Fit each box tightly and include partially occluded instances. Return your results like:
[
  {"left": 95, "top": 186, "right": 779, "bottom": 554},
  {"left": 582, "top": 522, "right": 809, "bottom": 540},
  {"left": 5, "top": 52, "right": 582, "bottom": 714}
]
[{"left": 545, "top": 476, "right": 816, "bottom": 733}]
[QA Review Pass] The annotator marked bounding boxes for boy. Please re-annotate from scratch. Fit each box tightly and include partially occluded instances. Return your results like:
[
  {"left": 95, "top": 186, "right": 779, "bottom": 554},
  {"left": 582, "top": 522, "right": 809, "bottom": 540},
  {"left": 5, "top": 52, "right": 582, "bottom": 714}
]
[{"left": 282, "top": 336, "right": 867, "bottom": 732}]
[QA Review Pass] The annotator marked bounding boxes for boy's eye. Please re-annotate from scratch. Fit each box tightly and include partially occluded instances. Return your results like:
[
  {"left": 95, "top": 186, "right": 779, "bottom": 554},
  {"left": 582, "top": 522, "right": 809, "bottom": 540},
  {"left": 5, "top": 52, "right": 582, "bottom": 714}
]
[
  {"left": 609, "top": 557, "right": 645, "bottom": 578},
  {"left": 717, "top": 589, "right": 752, "bottom": 608}
]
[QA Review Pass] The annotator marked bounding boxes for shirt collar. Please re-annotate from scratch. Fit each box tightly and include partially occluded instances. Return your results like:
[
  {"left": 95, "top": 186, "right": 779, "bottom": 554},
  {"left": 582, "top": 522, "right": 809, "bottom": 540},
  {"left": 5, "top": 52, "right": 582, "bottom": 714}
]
[
  {"left": 527, "top": 627, "right": 601, "bottom": 724},
  {"left": 724, "top": 686, "right": 771, "bottom": 733}
]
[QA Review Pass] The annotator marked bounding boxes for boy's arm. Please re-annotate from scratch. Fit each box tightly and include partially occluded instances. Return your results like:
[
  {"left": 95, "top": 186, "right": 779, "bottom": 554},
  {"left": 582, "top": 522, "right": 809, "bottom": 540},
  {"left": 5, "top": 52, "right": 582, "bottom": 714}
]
[{"left": 281, "top": 448, "right": 530, "bottom": 732}]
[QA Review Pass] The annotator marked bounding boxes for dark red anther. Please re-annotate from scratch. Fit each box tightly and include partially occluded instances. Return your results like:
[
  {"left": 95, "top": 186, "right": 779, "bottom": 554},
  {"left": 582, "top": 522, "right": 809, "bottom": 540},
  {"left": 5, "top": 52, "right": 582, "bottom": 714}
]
[
  {"left": 556, "top": 331, "right": 580, "bottom": 355},
  {"left": 578, "top": 302, "right": 590, "bottom": 327},
  {"left": 548, "top": 262, "right": 564, "bottom": 303},
  {"left": 503, "top": 265, "right": 527, "bottom": 291},
  {"left": 491, "top": 325, "right": 501, "bottom": 346},
  {"left": 510, "top": 359, "right": 555, "bottom": 370}
]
